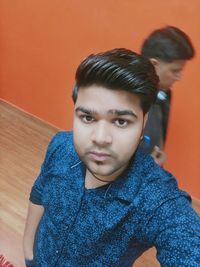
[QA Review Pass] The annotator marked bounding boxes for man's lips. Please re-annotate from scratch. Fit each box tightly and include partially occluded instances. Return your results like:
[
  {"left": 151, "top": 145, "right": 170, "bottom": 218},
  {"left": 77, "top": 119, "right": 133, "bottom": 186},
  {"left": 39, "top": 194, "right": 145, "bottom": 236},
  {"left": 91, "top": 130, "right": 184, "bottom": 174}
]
[{"left": 88, "top": 151, "right": 111, "bottom": 162}]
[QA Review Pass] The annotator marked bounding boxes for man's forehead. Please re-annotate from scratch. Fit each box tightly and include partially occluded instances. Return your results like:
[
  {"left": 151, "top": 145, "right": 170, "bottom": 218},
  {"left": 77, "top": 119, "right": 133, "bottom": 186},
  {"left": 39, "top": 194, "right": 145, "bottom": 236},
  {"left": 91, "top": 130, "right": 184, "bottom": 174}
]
[
  {"left": 167, "top": 60, "right": 186, "bottom": 69},
  {"left": 76, "top": 85, "right": 140, "bottom": 100},
  {"left": 75, "top": 85, "right": 143, "bottom": 113}
]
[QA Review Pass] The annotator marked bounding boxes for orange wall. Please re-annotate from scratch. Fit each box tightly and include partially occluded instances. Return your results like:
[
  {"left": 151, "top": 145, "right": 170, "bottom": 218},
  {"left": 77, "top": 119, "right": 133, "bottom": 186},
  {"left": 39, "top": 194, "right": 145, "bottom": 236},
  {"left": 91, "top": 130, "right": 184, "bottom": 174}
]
[{"left": 1, "top": 0, "right": 200, "bottom": 198}]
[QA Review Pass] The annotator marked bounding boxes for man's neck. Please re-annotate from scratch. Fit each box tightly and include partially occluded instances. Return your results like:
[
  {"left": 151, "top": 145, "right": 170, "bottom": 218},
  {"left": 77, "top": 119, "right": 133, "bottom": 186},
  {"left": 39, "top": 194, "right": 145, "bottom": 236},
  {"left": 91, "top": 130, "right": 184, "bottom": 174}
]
[{"left": 85, "top": 171, "right": 110, "bottom": 189}]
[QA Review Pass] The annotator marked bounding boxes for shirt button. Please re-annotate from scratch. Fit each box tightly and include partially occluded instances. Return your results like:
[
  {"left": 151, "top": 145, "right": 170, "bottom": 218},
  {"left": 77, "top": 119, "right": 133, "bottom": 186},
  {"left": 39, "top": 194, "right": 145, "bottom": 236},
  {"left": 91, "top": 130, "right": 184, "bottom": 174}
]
[{"left": 56, "top": 250, "right": 59, "bottom": 254}]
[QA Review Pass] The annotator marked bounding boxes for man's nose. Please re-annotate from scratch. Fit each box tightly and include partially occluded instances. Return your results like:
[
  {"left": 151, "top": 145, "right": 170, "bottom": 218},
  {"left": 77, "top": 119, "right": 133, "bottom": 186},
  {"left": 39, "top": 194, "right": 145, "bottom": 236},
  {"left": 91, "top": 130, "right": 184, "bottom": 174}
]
[
  {"left": 91, "top": 121, "right": 112, "bottom": 146},
  {"left": 174, "top": 71, "right": 182, "bottom": 81}
]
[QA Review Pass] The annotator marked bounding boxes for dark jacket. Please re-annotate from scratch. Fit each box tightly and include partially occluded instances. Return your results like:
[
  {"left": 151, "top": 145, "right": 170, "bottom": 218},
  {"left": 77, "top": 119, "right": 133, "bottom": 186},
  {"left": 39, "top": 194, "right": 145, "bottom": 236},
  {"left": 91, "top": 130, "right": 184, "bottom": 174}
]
[{"left": 140, "top": 89, "right": 171, "bottom": 153}]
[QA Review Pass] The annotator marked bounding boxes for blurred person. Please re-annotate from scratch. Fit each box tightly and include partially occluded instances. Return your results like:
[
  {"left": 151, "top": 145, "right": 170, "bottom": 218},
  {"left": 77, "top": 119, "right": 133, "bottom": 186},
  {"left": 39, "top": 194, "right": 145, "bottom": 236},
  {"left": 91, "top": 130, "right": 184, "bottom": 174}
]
[{"left": 140, "top": 26, "right": 195, "bottom": 165}]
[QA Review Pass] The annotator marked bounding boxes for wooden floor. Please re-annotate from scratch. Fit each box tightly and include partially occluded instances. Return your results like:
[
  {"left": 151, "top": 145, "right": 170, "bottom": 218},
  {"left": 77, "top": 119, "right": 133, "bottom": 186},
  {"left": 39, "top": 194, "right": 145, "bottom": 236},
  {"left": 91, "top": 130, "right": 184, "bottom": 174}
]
[{"left": 0, "top": 99, "right": 199, "bottom": 267}]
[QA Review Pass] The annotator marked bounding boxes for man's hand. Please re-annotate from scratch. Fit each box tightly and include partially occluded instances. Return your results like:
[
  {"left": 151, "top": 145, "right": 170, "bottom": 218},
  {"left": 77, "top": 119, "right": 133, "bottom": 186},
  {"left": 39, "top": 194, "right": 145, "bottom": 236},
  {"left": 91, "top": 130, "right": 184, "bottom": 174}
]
[{"left": 151, "top": 146, "right": 167, "bottom": 166}]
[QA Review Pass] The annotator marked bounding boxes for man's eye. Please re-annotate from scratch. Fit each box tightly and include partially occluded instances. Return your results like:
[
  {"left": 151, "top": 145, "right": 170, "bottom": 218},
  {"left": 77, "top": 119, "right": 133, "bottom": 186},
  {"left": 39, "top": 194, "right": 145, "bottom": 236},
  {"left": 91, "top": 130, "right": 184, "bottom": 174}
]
[
  {"left": 81, "top": 115, "right": 94, "bottom": 123},
  {"left": 114, "top": 119, "right": 128, "bottom": 127}
]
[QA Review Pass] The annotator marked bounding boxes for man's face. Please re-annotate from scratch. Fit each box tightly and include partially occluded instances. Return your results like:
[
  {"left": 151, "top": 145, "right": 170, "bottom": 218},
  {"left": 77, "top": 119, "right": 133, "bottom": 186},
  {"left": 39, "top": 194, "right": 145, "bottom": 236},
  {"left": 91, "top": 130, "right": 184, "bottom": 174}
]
[
  {"left": 73, "top": 85, "right": 147, "bottom": 181},
  {"left": 152, "top": 59, "right": 186, "bottom": 90}
]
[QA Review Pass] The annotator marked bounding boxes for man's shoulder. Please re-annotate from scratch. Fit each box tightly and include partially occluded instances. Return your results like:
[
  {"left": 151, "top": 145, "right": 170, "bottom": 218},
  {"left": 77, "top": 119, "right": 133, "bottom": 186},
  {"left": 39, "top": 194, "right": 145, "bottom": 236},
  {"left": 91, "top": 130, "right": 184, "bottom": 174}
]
[
  {"left": 112, "top": 151, "right": 184, "bottom": 204},
  {"left": 50, "top": 130, "right": 73, "bottom": 144},
  {"left": 137, "top": 162, "right": 189, "bottom": 214},
  {"left": 128, "top": 151, "right": 190, "bottom": 211},
  {"left": 44, "top": 131, "right": 78, "bottom": 170},
  {"left": 46, "top": 131, "right": 73, "bottom": 152}
]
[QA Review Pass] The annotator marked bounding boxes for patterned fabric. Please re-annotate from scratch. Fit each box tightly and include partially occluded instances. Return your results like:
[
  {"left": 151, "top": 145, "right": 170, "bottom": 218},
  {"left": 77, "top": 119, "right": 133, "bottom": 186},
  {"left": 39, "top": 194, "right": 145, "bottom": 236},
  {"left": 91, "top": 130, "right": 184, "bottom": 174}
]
[
  {"left": 25, "top": 259, "right": 35, "bottom": 267},
  {"left": 30, "top": 131, "right": 200, "bottom": 267}
]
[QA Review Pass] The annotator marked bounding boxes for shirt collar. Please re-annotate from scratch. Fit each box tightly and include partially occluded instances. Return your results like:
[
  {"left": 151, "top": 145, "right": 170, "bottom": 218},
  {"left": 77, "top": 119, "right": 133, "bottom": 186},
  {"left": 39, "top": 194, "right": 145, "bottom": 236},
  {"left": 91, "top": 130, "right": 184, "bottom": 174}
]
[
  {"left": 107, "top": 149, "right": 155, "bottom": 202},
  {"left": 69, "top": 139, "right": 155, "bottom": 203}
]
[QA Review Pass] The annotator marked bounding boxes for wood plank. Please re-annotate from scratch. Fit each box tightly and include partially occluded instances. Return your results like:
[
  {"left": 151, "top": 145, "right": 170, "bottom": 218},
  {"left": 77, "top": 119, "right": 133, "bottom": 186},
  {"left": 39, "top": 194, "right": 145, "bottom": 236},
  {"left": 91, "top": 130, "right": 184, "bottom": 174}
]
[{"left": 0, "top": 99, "right": 58, "bottom": 267}]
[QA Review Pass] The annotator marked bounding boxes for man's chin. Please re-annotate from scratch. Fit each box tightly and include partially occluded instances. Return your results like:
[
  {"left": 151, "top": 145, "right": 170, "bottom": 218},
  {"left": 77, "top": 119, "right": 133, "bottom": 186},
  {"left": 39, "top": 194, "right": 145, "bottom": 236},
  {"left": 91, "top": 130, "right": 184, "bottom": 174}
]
[
  {"left": 89, "top": 168, "right": 113, "bottom": 178},
  {"left": 87, "top": 164, "right": 116, "bottom": 179}
]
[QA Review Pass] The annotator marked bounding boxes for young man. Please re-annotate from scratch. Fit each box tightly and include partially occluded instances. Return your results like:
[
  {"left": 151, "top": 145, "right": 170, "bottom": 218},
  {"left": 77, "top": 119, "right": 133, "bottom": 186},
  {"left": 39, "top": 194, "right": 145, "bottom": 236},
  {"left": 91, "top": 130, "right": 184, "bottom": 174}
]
[
  {"left": 140, "top": 26, "right": 195, "bottom": 165},
  {"left": 23, "top": 48, "right": 200, "bottom": 267}
]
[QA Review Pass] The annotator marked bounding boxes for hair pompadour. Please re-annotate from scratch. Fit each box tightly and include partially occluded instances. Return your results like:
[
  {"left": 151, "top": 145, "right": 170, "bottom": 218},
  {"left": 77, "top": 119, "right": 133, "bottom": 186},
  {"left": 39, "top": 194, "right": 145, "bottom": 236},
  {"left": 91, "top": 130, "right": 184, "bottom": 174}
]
[{"left": 72, "top": 48, "right": 159, "bottom": 114}]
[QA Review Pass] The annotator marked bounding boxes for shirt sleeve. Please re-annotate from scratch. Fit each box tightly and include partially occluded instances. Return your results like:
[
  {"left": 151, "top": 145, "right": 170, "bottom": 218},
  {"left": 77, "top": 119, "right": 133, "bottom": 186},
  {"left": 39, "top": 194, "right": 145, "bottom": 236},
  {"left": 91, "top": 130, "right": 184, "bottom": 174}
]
[
  {"left": 144, "top": 195, "right": 200, "bottom": 266},
  {"left": 29, "top": 132, "right": 63, "bottom": 205}
]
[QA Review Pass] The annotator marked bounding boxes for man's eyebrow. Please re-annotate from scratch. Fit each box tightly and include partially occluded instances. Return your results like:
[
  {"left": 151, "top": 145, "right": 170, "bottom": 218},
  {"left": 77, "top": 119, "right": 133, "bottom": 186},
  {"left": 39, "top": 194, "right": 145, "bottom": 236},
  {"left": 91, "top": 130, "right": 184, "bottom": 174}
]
[
  {"left": 75, "top": 107, "right": 137, "bottom": 118},
  {"left": 108, "top": 109, "right": 137, "bottom": 118},
  {"left": 75, "top": 107, "right": 97, "bottom": 115}
]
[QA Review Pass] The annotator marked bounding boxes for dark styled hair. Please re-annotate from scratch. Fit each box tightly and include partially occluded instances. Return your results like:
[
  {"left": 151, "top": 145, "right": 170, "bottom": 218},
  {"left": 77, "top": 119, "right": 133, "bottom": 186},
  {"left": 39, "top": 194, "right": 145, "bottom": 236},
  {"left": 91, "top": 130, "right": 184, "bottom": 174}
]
[
  {"left": 141, "top": 26, "right": 195, "bottom": 62},
  {"left": 72, "top": 48, "right": 159, "bottom": 114}
]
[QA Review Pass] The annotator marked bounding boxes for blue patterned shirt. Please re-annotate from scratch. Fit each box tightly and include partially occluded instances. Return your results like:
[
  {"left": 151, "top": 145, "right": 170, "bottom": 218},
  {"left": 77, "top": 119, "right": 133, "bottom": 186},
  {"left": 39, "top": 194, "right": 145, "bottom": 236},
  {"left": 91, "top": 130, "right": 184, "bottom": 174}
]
[{"left": 30, "top": 131, "right": 200, "bottom": 266}]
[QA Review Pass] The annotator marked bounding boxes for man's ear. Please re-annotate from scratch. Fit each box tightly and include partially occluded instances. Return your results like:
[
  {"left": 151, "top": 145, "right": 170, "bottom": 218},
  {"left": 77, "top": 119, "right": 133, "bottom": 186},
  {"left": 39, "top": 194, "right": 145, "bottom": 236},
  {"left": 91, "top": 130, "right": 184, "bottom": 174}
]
[
  {"left": 140, "top": 112, "right": 149, "bottom": 140},
  {"left": 143, "top": 112, "right": 149, "bottom": 128},
  {"left": 149, "top": 58, "right": 159, "bottom": 67},
  {"left": 140, "top": 113, "right": 149, "bottom": 140}
]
